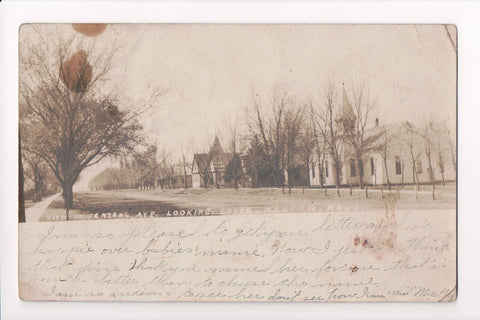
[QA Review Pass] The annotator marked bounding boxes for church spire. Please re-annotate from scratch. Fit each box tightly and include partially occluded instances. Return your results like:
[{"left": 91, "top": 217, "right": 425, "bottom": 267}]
[
  {"left": 342, "top": 83, "right": 354, "bottom": 118},
  {"left": 339, "top": 83, "right": 355, "bottom": 133}
]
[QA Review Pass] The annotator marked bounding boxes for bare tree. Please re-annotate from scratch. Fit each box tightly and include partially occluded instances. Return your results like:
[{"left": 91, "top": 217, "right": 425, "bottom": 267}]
[
  {"left": 181, "top": 154, "right": 191, "bottom": 189},
  {"left": 134, "top": 145, "right": 159, "bottom": 189},
  {"left": 309, "top": 105, "right": 326, "bottom": 188},
  {"left": 155, "top": 147, "right": 175, "bottom": 189},
  {"left": 343, "top": 84, "right": 378, "bottom": 189},
  {"left": 380, "top": 129, "right": 392, "bottom": 191},
  {"left": 298, "top": 115, "right": 316, "bottom": 188},
  {"left": 422, "top": 123, "right": 436, "bottom": 199},
  {"left": 431, "top": 122, "right": 448, "bottom": 186},
  {"left": 246, "top": 90, "right": 288, "bottom": 188},
  {"left": 446, "top": 127, "right": 457, "bottom": 177},
  {"left": 226, "top": 116, "right": 241, "bottom": 189},
  {"left": 19, "top": 132, "right": 26, "bottom": 223},
  {"left": 23, "top": 152, "right": 48, "bottom": 202},
  {"left": 19, "top": 25, "right": 161, "bottom": 218},
  {"left": 243, "top": 134, "right": 271, "bottom": 188},
  {"left": 283, "top": 106, "right": 305, "bottom": 193},
  {"left": 315, "top": 81, "right": 342, "bottom": 194},
  {"left": 403, "top": 121, "right": 423, "bottom": 191}
]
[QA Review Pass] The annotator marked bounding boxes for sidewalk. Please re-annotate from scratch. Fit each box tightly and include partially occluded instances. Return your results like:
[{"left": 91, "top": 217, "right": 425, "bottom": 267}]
[{"left": 25, "top": 193, "right": 60, "bottom": 222}]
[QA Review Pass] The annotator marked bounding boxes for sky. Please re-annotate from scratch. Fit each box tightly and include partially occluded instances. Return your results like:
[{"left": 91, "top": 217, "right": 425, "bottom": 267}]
[{"left": 20, "top": 24, "right": 457, "bottom": 190}]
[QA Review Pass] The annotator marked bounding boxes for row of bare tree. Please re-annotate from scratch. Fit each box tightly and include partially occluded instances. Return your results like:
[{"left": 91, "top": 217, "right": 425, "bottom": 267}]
[{"left": 242, "top": 83, "right": 381, "bottom": 193}]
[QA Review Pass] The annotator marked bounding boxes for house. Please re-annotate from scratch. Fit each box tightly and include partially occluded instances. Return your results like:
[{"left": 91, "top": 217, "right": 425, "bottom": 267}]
[
  {"left": 170, "top": 163, "right": 193, "bottom": 189},
  {"left": 191, "top": 136, "right": 232, "bottom": 188}
]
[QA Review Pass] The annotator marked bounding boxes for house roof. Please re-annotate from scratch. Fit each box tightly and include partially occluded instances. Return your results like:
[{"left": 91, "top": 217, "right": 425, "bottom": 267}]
[{"left": 192, "top": 136, "right": 233, "bottom": 172}]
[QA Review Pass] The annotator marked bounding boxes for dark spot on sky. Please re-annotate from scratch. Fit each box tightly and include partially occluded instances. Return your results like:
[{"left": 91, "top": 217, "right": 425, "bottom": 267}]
[{"left": 72, "top": 24, "right": 107, "bottom": 37}]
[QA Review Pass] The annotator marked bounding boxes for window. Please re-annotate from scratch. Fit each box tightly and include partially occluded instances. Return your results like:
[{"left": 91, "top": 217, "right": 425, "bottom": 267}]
[
  {"left": 312, "top": 162, "right": 315, "bottom": 178},
  {"left": 395, "top": 156, "right": 402, "bottom": 175},
  {"left": 416, "top": 160, "right": 423, "bottom": 174},
  {"left": 370, "top": 157, "right": 375, "bottom": 175},
  {"left": 350, "top": 159, "right": 357, "bottom": 177},
  {"left": 325, "top": 161, "right": 329, "bottom": 178},
  {"left": 359, "top": 159, "right": 364, "bottom": 176}
]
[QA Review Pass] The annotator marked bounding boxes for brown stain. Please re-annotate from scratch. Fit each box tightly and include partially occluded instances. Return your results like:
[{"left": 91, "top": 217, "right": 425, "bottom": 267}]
[
  {"left": 354, "top": 236, "right": 360, "bottom": 246},
  {"left": 59, "top": 50, "right": 92, "bottom": 92},
  {"left": 350, "top": 266, "right": 359, "bottom": 273},
  {"left": 272, "top": 239, "right": 281, "bottom": 248},
  {"left": 355, "top": 193, "right": 401, "bottom": 259},
  {"left": 362, "top": 239, "right": 369, "bottom": 247},
  {"left": 72, "top": 24, "right": 107, "bottom": 37}
]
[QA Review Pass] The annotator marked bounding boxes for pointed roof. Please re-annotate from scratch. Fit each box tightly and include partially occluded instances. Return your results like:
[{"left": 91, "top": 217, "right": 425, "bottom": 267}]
[
  {"left": 210, "top": 135, "right": 224, "bottom": 155},
  {"left": 342, "top": 83, "right": 354, "bottom": 119},
  {"left": 336, "top": 83, "right": 356, "bottom": 134}
]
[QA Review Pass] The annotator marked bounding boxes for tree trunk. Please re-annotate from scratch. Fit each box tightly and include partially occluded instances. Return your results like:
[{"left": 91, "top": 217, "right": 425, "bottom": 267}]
[
  {"left": 411, "top": 157, "right": 416, "bottom": 186},
  {"left": 63, "top": 181, "right": 74, "bottom": 210},
  {"left": 33, "top": 170, "right": 43, "bottom": 202},
  {"left": 233, "top": 154, "right": 238, "bottom": 190},
  {"left": 319, "top": 164, "right": 324, "bottom": 189},
  {"left": 334, "top": 160, "right": 341, "bottom": 189},
  {"left": 358, "top": 158, "right": 364, "bottom": 189},
  {"left": 306, "top": 162, "right": 310, "bottom": 187},
  {"left": 401, "top": 161, "right": 404, "bottom": 188},
  {"left": 383, "top": 156, "right": 391, "bottom": 190},
  {"left": 19, "top": 138, "right": 26, "bottom": 223},
  {"left": 288, "top": 167, "right": 292, "bottom": 194},
  {"left": 184, "top": 163, "right": 188, "bottom": 189}
]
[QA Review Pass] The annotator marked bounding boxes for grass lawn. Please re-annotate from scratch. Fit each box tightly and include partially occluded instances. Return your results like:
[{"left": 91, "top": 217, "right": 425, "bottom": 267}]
[{"left": 41, "top": 183, "right": 456, "bottom": 221}]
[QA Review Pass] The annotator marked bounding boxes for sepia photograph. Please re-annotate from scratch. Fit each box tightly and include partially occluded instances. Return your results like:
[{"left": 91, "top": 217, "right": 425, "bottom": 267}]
[{"left": 17, "top": 23, "right": 457, "bottom": 302}]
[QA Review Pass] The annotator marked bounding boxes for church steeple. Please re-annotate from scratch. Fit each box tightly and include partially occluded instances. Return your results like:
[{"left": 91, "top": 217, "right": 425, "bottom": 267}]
[
  {"left": 342, "top": 83, "right": 354, "bottom": 117},
  {"left": 338, "top": 83, "right": 356, "bottom": 133}
]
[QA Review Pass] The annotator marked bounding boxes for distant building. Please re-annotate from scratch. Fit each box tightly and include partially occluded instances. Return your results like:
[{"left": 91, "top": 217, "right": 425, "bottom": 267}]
[{"left": 170, "top": 163, "right": 193, "bottom": 189}]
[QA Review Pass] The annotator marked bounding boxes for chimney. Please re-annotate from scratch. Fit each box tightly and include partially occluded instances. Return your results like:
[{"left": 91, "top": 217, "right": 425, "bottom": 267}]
[{"left": 375, "top": 118, "right": 379, "bottom": 127}]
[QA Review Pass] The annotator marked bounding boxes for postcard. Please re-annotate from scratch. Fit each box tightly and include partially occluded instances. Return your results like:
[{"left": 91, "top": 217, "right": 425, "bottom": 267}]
[{"left": 18, "top": 24, "right": 457, "bottom": 302}]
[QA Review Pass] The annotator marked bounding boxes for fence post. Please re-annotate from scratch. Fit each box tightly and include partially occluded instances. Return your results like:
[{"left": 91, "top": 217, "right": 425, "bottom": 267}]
[
  {"left": 381, "top": 185, "right": 384, "bottom": 198},
  {"left": 349, "top": 184, "right": 352, "bottom": 196},
  {"left": 324, "top": 186, "right": 328, "bottom": 196},
  {"left": 365, "top": 185, "right": 368, "bottom": 198},
  {"left": 397, "top": 185, "right": 400, "bottom": 199}
]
